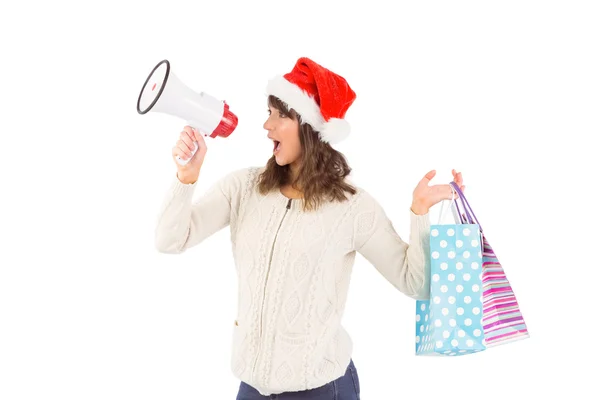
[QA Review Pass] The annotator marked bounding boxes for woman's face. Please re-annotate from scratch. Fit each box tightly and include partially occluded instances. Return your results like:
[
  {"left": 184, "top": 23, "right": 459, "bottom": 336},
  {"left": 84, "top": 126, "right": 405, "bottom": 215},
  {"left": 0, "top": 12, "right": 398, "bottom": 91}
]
[{"left": 264, "top": 105, "right": 302, "bottom": 167}]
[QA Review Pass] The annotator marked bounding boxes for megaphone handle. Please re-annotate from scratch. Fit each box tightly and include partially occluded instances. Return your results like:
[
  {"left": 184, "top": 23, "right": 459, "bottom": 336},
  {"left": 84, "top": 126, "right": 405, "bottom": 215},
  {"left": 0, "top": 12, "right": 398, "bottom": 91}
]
[
  {"left": 175, "top": 141, "right": 199, "bottom": 166},
  {"left": 175, "top": 122, "right": 210, "bottom": 165}
]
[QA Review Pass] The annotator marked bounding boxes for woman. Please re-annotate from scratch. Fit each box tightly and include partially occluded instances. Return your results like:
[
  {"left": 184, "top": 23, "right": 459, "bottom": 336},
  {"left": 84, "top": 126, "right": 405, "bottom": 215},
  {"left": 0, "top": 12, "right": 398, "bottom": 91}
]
[{"left": 155, "top": 57, "right": 465, "bottom": 399}]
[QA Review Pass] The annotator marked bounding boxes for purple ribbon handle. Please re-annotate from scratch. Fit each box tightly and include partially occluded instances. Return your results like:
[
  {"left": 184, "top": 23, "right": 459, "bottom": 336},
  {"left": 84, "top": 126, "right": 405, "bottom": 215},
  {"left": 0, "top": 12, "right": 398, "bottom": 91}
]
[{"left": 449, "top": 181, "right": 483, "bottom": 234}]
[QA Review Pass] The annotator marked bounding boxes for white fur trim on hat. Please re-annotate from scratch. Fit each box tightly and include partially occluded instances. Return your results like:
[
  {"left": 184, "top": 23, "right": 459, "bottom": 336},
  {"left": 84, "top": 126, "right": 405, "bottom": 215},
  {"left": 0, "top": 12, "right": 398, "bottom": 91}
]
[
  {"left": 266, "top": 75, "right": 325, "bottom": 131},
  {"left": 266, "top": 75, "right": 351, "bottom": 144}
]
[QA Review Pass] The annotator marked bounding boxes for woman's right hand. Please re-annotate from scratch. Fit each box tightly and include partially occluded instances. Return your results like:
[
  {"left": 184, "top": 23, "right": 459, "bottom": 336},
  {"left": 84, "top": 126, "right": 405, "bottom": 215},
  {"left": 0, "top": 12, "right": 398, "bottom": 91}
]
[{"left": 172, "top": 125, "right": 207, "bottom": 184}]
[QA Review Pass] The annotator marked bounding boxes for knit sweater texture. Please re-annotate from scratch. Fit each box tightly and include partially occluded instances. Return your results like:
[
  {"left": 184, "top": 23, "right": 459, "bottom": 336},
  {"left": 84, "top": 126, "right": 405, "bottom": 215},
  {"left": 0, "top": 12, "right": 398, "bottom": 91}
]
[{"left": 154, "top": 166, "right": 431, "bottom": 395}]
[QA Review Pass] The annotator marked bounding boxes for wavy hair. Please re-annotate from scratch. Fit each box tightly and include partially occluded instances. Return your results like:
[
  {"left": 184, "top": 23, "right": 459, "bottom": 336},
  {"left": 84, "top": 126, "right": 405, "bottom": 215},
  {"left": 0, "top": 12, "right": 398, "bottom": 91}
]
[{"left": 257, "top": 95, "right": 357, "bottom": 212}]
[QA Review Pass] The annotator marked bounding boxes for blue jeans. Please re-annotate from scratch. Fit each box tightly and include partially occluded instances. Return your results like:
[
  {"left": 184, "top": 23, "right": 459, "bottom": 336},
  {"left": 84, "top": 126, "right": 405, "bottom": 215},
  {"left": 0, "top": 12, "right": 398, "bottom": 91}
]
[{"left": 236, "top": 359, "right": 360, "bottom": 399}]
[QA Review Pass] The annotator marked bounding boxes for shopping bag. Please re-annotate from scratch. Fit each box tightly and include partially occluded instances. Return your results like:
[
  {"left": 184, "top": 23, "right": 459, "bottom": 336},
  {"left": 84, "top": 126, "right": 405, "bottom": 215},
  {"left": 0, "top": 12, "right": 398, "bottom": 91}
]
[
  {"left": 416, "top": 186, "right": 486, "bottom": 356},
  {"left": 449, "top": 182, "right": 529, "bottom": 347}
]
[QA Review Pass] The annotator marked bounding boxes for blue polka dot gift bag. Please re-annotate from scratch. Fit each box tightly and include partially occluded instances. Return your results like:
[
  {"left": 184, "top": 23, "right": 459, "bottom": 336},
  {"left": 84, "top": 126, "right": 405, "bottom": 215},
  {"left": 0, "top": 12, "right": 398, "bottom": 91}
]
[
  {"left": 415, "top": 185, "right": 486, "bottom": 356},
  {"left": 415, "top": 183, "right": 529, "bottom": 356}
]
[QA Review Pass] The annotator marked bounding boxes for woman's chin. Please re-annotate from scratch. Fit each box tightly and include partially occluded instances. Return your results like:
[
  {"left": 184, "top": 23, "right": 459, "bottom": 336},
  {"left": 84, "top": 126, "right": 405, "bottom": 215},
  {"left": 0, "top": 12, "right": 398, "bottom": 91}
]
[{"left": 274, "top": 154, "right": 286, "bottom": 165}]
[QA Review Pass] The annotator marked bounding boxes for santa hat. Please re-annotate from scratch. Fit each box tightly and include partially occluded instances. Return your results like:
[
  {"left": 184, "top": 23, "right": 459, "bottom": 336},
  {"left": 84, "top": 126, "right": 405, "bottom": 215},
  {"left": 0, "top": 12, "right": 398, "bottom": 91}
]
[{"left": 266, "top": 57, "right": 356, "bottom": 145}]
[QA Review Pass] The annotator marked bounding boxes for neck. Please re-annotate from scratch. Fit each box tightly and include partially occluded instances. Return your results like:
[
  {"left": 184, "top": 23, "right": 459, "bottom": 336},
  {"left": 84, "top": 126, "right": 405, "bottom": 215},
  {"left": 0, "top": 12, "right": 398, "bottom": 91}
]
[
  {"left": 285, "top": 163, "right": 303, "bottom": 195},
  {"left": 289, "top": 162, "right": 301, "bottom": 184}
]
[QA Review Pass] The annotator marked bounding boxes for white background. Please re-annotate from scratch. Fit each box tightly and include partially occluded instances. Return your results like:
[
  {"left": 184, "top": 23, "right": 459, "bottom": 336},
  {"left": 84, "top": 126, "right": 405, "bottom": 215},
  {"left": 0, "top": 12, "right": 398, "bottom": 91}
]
[{"left": 1, "top": 1, "right": 598, "bottom": 399}]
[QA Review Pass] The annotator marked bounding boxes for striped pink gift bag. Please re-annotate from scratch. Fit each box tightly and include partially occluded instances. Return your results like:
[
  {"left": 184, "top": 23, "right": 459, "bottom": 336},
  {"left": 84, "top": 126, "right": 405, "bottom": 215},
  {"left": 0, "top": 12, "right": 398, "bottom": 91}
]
[{"left": 450, "top": 182, "right": 530, "bottom": 347}]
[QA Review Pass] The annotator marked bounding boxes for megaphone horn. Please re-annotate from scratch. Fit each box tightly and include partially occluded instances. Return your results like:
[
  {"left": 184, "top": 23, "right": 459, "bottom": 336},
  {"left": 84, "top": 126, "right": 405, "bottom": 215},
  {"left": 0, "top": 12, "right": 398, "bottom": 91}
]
[{"left": 136, "top": 59, "right": 239, "bottom": 166}]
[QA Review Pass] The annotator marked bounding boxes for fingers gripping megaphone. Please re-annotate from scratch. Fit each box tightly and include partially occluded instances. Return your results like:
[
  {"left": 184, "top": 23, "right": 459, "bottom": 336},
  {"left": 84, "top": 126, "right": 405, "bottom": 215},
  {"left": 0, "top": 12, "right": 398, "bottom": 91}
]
[{"left": 136, "top": 59, "right": 238, "bottom": 165}]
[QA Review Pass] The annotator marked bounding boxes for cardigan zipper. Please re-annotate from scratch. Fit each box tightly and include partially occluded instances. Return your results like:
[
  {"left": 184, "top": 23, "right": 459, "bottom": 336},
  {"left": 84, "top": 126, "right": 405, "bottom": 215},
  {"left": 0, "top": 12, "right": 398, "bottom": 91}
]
[{"left": 252, "top": 198, "right": 292, "bottom": 381}]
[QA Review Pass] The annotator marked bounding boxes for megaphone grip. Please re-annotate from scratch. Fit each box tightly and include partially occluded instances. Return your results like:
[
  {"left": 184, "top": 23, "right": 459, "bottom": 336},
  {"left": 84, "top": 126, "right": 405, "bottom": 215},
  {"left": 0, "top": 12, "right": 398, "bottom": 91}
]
[{"left": 176, "top": 141, "right": 199, "bottom": 166}]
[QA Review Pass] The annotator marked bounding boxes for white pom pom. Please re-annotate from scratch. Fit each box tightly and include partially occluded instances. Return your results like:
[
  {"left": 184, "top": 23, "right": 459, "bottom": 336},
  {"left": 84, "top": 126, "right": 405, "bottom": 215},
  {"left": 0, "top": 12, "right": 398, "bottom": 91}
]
[{"left": 320, "top": 118, "right": 350, "bottom": 144}]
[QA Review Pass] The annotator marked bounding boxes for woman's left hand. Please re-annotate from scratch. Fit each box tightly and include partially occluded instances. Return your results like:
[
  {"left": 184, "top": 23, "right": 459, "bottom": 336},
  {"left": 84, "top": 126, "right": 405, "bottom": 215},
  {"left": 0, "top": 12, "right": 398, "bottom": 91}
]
[{"left": 411, "top": 169, "right": 465, "bottom": 215}]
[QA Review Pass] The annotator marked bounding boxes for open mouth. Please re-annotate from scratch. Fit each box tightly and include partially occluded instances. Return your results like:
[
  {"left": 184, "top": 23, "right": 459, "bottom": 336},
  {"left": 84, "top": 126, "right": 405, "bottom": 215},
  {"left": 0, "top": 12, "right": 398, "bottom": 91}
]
[{"left": 273, "top": 140, "right": 281, "bottom": 152}]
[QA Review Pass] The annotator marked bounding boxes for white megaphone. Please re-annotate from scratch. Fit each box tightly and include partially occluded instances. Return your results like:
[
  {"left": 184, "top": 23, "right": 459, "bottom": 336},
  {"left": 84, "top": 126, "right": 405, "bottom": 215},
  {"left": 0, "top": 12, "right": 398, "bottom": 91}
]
[{"left": 136, "top": 59, "right": 238, "bottom": 165}]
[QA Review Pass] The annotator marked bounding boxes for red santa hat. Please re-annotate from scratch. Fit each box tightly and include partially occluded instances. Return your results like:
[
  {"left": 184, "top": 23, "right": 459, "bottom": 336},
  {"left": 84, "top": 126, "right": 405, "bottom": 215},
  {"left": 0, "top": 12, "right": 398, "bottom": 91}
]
[{"left": 266, "top": 57, "right": 356, "bottom": 145}]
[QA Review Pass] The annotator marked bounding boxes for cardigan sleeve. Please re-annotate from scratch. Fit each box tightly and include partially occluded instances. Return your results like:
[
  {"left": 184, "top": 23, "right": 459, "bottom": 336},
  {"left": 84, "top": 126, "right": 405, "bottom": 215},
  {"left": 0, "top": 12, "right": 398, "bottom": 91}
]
[
  {"left": 354, "top": 190, "right": 431, "bottom": 300},
  {"left": 154, "top": 167, "right": 250, "bottom": 254}
]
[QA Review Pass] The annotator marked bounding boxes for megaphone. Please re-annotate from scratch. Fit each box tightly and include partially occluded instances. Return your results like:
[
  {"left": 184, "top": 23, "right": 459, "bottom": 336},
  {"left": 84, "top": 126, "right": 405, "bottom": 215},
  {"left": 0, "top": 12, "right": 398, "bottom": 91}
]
[{"left": 136, "top": 59, "right": 238, "bottom": 165}]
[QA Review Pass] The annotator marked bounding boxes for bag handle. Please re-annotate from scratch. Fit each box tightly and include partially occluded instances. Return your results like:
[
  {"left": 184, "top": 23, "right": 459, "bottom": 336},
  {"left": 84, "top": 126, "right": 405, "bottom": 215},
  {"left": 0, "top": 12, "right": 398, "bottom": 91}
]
[
  {"left": 436, "top": 184, "right": 459, "bottom": 224},
  {"left": 450, "top": 182, "right": 486, "bottom": 254},
  {"left": 449, "top": 181, "right": 484, "bottom": 233},
  {"left": 452, "top": 186, "right": 473, "bottom": 224},
  {"left": 450, "top": 181, "right": 479, "bottom": 224}
]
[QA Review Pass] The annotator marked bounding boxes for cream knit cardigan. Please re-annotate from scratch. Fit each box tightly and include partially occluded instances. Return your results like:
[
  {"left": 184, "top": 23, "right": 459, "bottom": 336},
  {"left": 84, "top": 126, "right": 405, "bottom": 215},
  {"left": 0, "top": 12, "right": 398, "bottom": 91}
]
[{"left": 155, "top": 166, "right": 431, "bottom": 395}]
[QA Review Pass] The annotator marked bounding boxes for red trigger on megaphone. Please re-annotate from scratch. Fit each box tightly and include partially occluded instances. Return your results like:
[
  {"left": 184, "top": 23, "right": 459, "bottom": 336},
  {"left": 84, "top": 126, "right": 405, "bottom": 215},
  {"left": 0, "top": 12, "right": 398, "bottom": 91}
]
[{"left": 136, "top": 59, "right": 239, "bottom": 165}]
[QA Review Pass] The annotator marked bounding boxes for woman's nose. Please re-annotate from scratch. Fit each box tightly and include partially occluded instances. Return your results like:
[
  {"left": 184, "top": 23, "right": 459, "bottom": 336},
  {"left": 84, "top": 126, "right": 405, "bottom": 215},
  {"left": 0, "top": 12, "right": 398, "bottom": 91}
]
[{"left": 263, "top": 118, "right": 272, "bottom": 130}]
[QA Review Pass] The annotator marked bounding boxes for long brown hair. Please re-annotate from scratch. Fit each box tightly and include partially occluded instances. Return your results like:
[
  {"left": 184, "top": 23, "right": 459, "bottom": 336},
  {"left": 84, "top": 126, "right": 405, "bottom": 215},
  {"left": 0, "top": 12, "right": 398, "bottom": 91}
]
[{"left": 257, "top": 95, "right": 357, "bottom": 212}]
